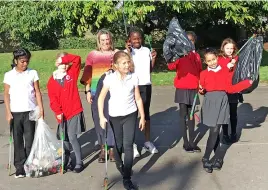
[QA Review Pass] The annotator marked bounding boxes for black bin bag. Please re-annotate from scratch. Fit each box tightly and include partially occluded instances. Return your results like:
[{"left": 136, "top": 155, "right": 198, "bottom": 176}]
[
  {"left": 232, "top": 36, "right": 263, "bottom": 94},
  {"left": 163, "top": 17, "right": 195, "bottom": 63}
]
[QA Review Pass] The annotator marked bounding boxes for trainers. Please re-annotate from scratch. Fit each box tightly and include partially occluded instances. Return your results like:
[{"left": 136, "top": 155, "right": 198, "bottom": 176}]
[
  {"left": 15, "top": 168, "right": 25, "bottom": 179},
  {"left": 144, "top": 141, "right": 159, "bottom": 154},
  {"left": 133, "top": 144, "right": 140, "bottom": 158}
]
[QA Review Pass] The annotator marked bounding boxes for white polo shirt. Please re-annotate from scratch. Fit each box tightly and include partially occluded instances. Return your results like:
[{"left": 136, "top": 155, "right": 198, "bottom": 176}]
[
  {"left": 103, "top": 71, "right": 138, "bottom": 117},
  {"left": 3, "top": 68, "right": 39, "bottom": 112},
  {"left": 130, "top": 46, "right": 152, "bottom": 85}
]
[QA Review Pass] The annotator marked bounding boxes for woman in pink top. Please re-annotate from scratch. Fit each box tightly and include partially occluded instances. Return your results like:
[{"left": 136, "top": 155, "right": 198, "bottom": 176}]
[{"left": 80, "top": 29, "right": 118, "bottom": 163}]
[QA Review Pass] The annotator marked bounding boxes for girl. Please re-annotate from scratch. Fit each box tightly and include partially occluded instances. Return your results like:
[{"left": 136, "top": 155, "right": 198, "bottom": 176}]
[
  {"left": 3, "top": 48, "right": 44, "bottom": 178},
  {"left": 80, "top": 29, "right": 117, "bottom": 163},
  {"left": 218, "top": 38, "right": 242, "bottom": 144},
  {"left": 199, "top": 48, "right": 252, "bottom": 173},
  {"left": 125, "top": 27, "right": 158, "bottom": 157},
  {"left": 47, "top": 53, "right": 85, "bottom": 173},
  {"left": 98, "top": 51, "right": 145, "bottom": 190},
  {"left": 167, "top": 31, "right": 202, "bottom": 152}
]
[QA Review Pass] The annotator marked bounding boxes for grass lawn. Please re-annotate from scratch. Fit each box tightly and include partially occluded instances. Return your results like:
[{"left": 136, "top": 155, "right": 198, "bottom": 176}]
[{"left": 0, "top": 48, "right": 267, "bottom": 92}]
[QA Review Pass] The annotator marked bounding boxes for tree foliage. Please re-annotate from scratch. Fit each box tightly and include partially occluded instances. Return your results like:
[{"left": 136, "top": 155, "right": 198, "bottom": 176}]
[{"left": 0, "top": 0, "right": 267, "bottom": 50}]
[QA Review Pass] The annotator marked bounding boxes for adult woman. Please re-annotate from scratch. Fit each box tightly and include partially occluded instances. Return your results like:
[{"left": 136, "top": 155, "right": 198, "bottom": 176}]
[{"left": 80, "top": 29, "right": 117, "bottom": 163}]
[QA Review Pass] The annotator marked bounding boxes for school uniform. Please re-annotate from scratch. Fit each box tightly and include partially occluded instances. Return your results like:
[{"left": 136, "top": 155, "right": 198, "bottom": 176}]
[
  {"left": 218, "top": 56, "right": 243, "bottom": 103},
  {"left": 200, "top": 65, "right": 251, "bottom": 171},
  {"left": 168, "top": 51, "right": 202, "bottom": 150},
  {"left": 218, "top": 56, "right": 243, "bottom": 142},
  {"left": 47, "top": 54, "right": 85, "bottom": 168},
  {"left": 168, "top": 51, "right": 202, "bottom": 105},
  {"left": 130, "top": 46, "right": 152, "bottom": 120},
  {"left": 103, "top": 71, "right": 138, "bottom": 180},
  {"left": 3, "top": 68, "right": 39, "bottom": 171},
  {"left": 200, "top": 65, "right": 250, "bottom": 127}
]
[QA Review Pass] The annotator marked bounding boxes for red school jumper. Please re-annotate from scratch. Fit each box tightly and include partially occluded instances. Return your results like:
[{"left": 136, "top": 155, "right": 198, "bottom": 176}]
[
  {"left": 167, "top": 51, "right": 202, "bottom": 89},
  {"left": 47, "top": 54, "right": 83, "bottom": 123},
  {"left": 200, "top": 65, "right": 251, "bottom": 93}
]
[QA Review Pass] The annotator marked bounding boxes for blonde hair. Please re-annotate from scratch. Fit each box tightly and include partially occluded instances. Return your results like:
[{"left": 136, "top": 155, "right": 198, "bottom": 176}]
[
  {"left": 113, "top": 51, "right": 134, "bottom": 72},
  {"left": 96, "top": 29, "right": 114, "bottom": 51},
  {"left": 220, "top": 38, "right": 238, "bottom": 56}
]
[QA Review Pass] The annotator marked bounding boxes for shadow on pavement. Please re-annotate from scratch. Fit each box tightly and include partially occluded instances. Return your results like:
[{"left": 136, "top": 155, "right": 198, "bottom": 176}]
[
  {"left": 133, "top": 106, "right": 183, "bottom": 173},
  {"left": 237, "top": 103, "right": 268, "bottom": 140},
  {"left": 107, "top": 158, "right": 201, "bottom": 190}
]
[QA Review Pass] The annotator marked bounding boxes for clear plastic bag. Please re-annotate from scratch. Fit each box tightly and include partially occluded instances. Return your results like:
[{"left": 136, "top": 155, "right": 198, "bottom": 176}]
[
  {"left": 24, "top": 118, "right": 63, "bottom": 177},
  {"left": 29, "top": 106, "right": 40, "bottom": 121}
]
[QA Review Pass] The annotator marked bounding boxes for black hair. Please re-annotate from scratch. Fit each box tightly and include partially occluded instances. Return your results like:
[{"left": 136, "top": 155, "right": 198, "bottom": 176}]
[
  {"left": 186, "top": 31, "right": 197, "bottom": 42},
  {"left": 128, "top": 26, "right": 144, "bottom": 39},
  {"left": 11, "top": 48, "right": 31, "bottom": 69},
  {"left": 13, "top": 48, "right": 31, "bottom": 60},
  {"left": 204, "top": 47, "right": 218, "bottom": 57}
]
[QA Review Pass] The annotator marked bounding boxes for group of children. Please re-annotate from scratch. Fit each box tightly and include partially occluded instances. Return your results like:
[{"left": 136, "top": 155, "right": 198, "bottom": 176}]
[
  {"left": 3, "top": 27, "right": 253, "bottom": 189},
  {"left": 167, "top": 32, "right": 252, "bottom": 174}
]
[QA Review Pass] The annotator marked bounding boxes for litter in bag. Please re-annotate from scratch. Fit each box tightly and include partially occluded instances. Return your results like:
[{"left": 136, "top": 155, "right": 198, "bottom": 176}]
[
  {"left": 163, "top": 17, "right": 195, "bottom": 63},
  {"left": 24, "top": 118, "right": 63, "bottom": 177},
  {"left": 232, "top": 36, "right": 263, "bottom": 94}
]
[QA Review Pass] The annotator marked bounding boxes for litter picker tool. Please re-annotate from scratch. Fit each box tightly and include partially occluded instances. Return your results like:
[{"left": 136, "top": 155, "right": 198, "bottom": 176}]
[
  {"left": 103, "top": 123, "right": 108, "bottom": 190},
  {"left": 7, "top": 119, "right": 13, "bottom": 176},
  {"left": 60, "top": 114, "right": 64, "bottom": 174}
]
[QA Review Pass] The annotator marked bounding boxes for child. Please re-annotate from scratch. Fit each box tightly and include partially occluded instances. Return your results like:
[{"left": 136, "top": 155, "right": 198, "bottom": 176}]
[
  {"left": 167, "top": 31, "right": 202, "bottom": 152},
  {"left": 125, "top": 27, "right": 158, "bottom": 157},
  {"left": 98, "top": 51, "right": 145, "bottom": 190},
  {"left": 218, "top": 38, "right": 242, "bottom": 144},
  {"left": 199, "top": 48, "right": 252, "bottom": 173},
  {"left": 47, "top": 53, "right": 85, "bottom": 173},
  {"left": 3, "top": 48, "right": 44, "bottom": 178}
]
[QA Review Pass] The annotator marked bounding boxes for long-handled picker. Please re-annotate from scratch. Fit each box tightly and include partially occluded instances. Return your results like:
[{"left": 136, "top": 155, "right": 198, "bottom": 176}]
[
  {"left": 7, "top": 120, "right": 13, "bottom": 176},
  {"left": 103, "top": 123, "right": 108, "bottom": 190}
]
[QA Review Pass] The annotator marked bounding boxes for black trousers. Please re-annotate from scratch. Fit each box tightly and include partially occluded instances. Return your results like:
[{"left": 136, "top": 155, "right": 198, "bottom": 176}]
[
  {"left": 179, "top": 103, "right": 195, "bottom": 147},
  {"left": 12, "top": 112, "right": 36, "bottom": 170},
  {"left": 109, "top": 111, "right": 137, "bottom": 180},
  {"left": 222, "top": 103, "right": 238, "bottom": 136}
]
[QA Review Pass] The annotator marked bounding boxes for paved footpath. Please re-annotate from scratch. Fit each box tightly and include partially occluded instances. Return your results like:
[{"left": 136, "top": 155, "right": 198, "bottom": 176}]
[{"left": 0, "top": 86, "right": 267, "bottom": 190}]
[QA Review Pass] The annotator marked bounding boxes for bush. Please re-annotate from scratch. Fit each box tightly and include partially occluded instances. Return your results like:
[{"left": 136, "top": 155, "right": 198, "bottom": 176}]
[
  {"left": 59, "top": 37, "right": 96, "bottom": 49},
  {"left": 19, "top": 41, "right": 42, "bottom": 51}
]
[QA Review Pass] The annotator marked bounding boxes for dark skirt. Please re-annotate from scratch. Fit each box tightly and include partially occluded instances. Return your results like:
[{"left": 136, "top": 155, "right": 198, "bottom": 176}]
[
  {"left": 174, "top": 88, "right": 200, "bottom": 105},
  {"left": 200, "top": 91, "right": 229, "bottom": 127},
  {"left": 56, "top": 112, "right": 86, "bottom": 141}
]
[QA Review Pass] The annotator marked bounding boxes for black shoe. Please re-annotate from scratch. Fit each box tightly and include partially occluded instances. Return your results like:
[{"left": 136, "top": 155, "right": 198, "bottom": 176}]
[
  {"left": 123, "top": 179, "right": 136, "bottom": 190},
  {"left": 65, "top": 164, "right": 74, "bottom": 172},
  {"left": 213, "top": 159, "right": 223, "bottom": 170},
  {"left": 183, "top": 144, "right": 194, "bottom": 153},
  {"left": 73, "top": 164, "right": 84, "bottom": 173},
  {"left": 15, "top": 167, "right": 26, "bottom": 178},
  {"left": 192, "top": 146, "right": 201, "bottom": 152},
  {"left": 230, "top": 133, "right": 238, "bottom": 143},
  {"left": 222, "top": 135, "right": 232, "bottom": 145},
  {"left": 202, "top": 158, "right": 213, "bottom": 173}
]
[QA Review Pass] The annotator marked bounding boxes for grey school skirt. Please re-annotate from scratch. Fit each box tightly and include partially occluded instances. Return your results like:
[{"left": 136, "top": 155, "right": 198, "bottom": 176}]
[
  {"left": 200, "top": 91, "right": 229, "bottom": 127},
  {"left": 56, "top": 112, "right": 86, "bottom": 141},
  {"left": 174, "top": 88, "right": 200, "bottom": 105}
]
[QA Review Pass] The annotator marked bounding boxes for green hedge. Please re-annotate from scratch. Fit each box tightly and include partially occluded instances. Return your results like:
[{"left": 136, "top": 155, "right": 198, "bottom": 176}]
[{"left": 59, "top": 37, "right": 96, "bottom": 50}]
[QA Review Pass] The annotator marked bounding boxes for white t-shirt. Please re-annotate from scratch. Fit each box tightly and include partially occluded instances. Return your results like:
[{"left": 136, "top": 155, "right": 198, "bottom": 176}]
[
  {"left": 130, "top": 46, "right": 152, "bottom": 85},
  {"left": 3, "top": 68, "right": 39, "bottom": 112},
  {"left": 103, "top": 71, "right": 138, "bottom": 117}
]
